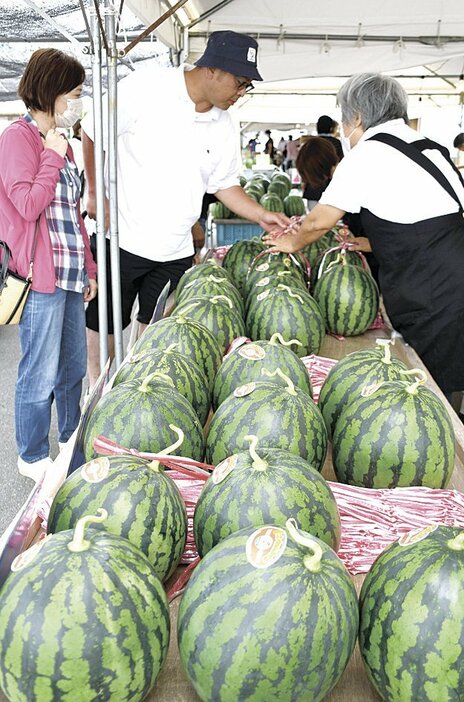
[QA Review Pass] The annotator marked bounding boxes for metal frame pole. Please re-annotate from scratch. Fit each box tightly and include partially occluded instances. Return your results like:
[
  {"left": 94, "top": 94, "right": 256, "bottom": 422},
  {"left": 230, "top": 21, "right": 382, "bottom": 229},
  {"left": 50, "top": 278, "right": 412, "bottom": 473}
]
[
  {"left": 105, "top": 0, "right": 124, "bottom": 368},
  {"left": 90, "top": 7, "right": 109, "bottom": 370}
]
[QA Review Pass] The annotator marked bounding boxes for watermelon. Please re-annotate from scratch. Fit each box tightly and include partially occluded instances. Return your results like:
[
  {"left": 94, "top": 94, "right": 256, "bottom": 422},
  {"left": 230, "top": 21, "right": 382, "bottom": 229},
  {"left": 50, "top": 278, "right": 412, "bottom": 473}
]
[
  {"left": 175, "top": 261, "right": 233, "bottom": 301},
  {"left": 359, "top": 525, "right": 464, "bottom": 702},
  {"left": 112, "top": 345, "right": 211, "bottom": 426},
  {"left": 260, "top": 192, "right": 284, "bottom": 212},
  {"left": 271, "top": 170, "right": 291, "bottom": 182},
  {"left": 332, "top": 369, "right": 455, "bottom": 488},
  {"left": 267, "top": 179, "right": 291, "bottom": 200},
  {"left": 174, "top": 295, "right": 246, "bottom": 355},
  {"left": 313, "top": 260, "right": 379, "bottom": 336},
  {"left": 194, "top": 435, "right": 340, "bottom": 556},
  {"left": 82, "top": 372, "right": 206, "bottom": 462},
  {"left": 243, "top": 189, "right": 260, "bottom": 203},
  {"left": 318, "top": 339, "right": 408, "bottom": 438},
  {"left": 250, "top": 175, "right": 270, "bottom": 192},
  {"left": 176, "top": 275, "right": 244, "bottom": 316},
  {"left": 245, "top": 250, "right": 307, "bottom": 288},
  {"left": 212, "top": 334, "right": 313, "bottom": 409},
  {"left": 211, "top": 201, "right": 232, "bottom": 219},
  {"left": 310, "top": 247, "right": 364, "bottom": 291},
  {"left": 178, "top": 519, "right": 358, "bottom": 702},
  {"left": 206, "top": 370, "right": 328, "bottom": 469},
  {"left": 222, "top": 239, "right": 266, "bottom": 294},
  {"left": 48, "top": 441, "right": 187, "bottom": 581},
  {"left": 302, "top": 229, "right": 344, "bottom": 268},
  {"left": 0, "top": 512, "right": 170, "bottom": 702},
  {"left": 246, "top": 283, "right": 325, "bottom": 357},
  {"left": 283, "top": 194, "right": 306, "bottom": 217},
  {"left": 239, "top": 175, "right": 247, "bottom": 188},
  {"left": 131, "top": 316, "right": 223, "bottom": 387},
  {"left": 244, "top": 181, "right": 265, "bottom": 198},
  {"left": 245, "top": 269, "right": 308, "bottom": 310}
]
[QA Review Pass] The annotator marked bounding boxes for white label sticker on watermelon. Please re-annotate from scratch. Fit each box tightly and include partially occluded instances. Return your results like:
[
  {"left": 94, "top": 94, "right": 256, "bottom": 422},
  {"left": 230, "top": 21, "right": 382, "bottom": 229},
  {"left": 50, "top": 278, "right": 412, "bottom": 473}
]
[
  {"left": 11, "top": 535, "right": 53, "bottom": 572},
  {"left": 256, "top": 290, "right": 270, "bottom": 301},
  {"left": 256, "top": 262, "right": 269, "bottom": 272},
  {"left": 81, "top": 457, "right": 111, "bottom": 483},
  {"left": 398, "top": 524, "right": 438, "bottom": 546},
  {"left": 256, "top": 277, "right": 270, "bottom": 288},
  {"left": 238, "top": 345, "right": 266, "bottom": 361},
  {"left": 212, "top": 455, "right": 238, "bottom": 484},
  {"left": 361, "top": 382, "right": 383, "bottom": 398},
  {"left": 234, "top": 382, "right": 257, "bottom": 397},
  {"left": 246, "top": 526, "right": 288, "bottom": 569}
]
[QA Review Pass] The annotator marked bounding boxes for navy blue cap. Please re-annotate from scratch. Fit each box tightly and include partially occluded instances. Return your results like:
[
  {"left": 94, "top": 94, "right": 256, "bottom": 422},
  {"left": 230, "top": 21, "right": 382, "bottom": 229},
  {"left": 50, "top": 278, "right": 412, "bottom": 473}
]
[{"left": 195, "top": 30, "right": 262, "bottom": 81}]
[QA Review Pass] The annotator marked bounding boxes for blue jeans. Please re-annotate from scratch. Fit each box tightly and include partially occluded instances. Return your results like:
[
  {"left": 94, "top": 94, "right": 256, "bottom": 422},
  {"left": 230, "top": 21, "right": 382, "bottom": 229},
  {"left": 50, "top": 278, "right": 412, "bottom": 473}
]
[{"left": 16, "top": 288, "right": 87, "bottom": 462}]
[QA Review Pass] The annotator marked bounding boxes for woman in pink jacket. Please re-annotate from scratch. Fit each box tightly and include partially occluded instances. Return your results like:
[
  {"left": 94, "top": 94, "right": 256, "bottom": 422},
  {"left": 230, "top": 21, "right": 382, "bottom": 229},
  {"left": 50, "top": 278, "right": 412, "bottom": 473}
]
[{"left": 0, "top": 49, "right": 97, "bottom": 481}]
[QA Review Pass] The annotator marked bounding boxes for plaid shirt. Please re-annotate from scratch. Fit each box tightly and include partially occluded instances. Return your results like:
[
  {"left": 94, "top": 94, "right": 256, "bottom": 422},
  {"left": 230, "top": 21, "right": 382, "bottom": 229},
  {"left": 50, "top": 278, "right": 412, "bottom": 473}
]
[{"left": 25, "top": 113, "right": 86, "bottom": 292}]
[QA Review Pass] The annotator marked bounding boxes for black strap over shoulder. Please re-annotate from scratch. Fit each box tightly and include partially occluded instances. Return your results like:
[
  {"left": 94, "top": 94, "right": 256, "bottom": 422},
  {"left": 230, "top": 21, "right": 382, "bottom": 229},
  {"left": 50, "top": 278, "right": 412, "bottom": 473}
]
[
  {"left": 0, "top": 241, "right": 12, "bottom": 291},
  {"left": 367, "top": 132, "right": 464, "bottom": 212}
]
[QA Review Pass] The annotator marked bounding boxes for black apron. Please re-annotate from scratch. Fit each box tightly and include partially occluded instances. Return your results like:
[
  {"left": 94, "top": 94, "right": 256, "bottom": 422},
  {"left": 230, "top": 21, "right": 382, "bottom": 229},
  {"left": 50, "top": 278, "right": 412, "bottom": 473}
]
[{"left": 360, "top": 133, "right": 464, "bottom": 393}]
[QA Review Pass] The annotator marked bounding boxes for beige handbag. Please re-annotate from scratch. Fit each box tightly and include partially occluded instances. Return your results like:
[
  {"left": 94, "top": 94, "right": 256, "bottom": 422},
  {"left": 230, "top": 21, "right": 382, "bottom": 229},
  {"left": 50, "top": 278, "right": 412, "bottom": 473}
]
[{"left": 0, "top": 223, "right": 39, "bottom": 325}]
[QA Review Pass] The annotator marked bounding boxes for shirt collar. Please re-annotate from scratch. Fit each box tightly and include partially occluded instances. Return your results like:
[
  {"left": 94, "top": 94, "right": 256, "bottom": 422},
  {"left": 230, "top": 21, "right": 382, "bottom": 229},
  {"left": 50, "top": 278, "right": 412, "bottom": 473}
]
[
  {"left": 180, "top": 62, "right": 222, "bottom": 122},
  {"left": 359, "top": 119, "right": 406, "bottom": 143}
]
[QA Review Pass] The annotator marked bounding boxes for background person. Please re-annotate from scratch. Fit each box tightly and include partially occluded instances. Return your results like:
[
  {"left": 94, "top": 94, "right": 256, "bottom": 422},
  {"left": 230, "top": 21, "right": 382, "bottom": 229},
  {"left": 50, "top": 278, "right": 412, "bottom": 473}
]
[
  {"left": 0, "top": 48, "right": 97, "bottom": 480},
  {"left": 82, "top": 31, "right": 289, "bottom": 387},
  {"left": 264, "top": 72, "right": 464, "bottom": 398},
  {"left": 296, "top": 136, "right": 339, "bottom": 210},
  {"left": 316, "top": 114, "right": 345, "bottom": 161}
]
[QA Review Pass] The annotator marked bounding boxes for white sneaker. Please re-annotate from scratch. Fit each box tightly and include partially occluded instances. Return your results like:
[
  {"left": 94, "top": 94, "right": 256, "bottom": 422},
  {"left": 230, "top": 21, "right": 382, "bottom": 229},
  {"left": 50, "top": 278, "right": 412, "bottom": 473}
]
[{"left": 17, "top": 456, "right": 52, "bottom": 482}]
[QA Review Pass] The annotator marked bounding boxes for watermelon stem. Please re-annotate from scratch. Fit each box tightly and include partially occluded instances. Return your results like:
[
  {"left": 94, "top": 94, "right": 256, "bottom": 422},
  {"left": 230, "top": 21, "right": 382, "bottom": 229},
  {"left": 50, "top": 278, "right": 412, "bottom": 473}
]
[
  {"left": 375, "top": 338, "right": 392, "bottom": 364},
  {"left": 211, "top": 295, "right": 233, "bottom": 308},
  {"left": 447, "top": 533, "right": 464, "bottom": 551},
  {"left": 286, "top": 519, "right": 323, "bottom": 572},
  {"left": 399, "top": 368, "right": 428, "bottom": 394},
  {"left": 67, "top": 509, "right": 108, "bottom": 553},
  {"left": 244, "top": 435, "right": 268, "bottom": 471},
  {"left": 261, "top": 368, "right": 297, "bottom": 395},
  {"left": 269, "top": 332, "right": 302, "bottom": 349},
  {"left": 276, "top": 284, "right": 304, "bottom": 304},
  {"left": 149, "top": 425, "right": 184, "bottom": 472},
  {"left": 139, "top": 371, "right": 174, "bottom": 393}
]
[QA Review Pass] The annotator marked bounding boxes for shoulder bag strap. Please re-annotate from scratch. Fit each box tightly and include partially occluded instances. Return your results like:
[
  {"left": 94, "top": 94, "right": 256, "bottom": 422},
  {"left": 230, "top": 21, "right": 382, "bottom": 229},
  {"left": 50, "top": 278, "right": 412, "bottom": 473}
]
[{"left": 27, "top": 217, "right": 41, "bottom": 281}]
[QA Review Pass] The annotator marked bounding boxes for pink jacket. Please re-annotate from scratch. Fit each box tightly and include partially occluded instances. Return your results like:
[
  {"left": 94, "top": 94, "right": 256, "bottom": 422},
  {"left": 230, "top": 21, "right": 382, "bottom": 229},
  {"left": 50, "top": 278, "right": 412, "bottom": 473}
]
[{"left": 0, "top": 117, "right": 97, "bottom": 293}]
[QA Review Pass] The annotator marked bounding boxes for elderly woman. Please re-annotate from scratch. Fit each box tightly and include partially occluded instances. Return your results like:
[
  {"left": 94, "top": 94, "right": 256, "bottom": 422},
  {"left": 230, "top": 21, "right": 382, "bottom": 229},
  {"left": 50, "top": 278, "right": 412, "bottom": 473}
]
[{"left": 263, "top": 72, "right": 464, "bottom": 397}]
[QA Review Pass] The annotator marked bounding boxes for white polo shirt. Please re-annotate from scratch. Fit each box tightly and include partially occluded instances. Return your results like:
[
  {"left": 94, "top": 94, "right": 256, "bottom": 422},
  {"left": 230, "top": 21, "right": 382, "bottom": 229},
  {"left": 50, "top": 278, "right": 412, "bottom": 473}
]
[
  {"left": 320, "top": 120, "right": 464, "bottom": 223},
  {"left": 82, "top": 62, "right": 240, "bottom": 260}
]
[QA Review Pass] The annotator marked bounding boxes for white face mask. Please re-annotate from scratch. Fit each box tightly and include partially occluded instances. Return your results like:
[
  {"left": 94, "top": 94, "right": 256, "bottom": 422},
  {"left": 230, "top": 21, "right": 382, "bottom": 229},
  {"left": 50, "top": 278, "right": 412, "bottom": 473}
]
[
  {"left": 55, "top": 97, "right": 84, "bottom": 128},
  {"left": 340, "top": 124, "right": 359, "bottom": 153}
]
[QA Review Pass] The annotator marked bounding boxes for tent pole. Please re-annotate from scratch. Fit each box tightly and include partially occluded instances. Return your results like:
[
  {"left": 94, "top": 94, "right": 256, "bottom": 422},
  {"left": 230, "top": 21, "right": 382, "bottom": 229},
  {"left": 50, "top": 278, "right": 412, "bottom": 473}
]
[
  {"left": 105, "top": 0, "right": 124, "bottom": 368},
  {"left": 90, "top": 7, "right": 109, "bottom": 372}
]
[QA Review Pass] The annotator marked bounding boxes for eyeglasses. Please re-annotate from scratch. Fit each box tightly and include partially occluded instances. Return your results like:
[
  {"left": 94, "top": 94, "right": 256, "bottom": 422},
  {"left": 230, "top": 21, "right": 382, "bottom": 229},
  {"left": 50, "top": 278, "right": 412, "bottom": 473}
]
[{"left": 235, "top": 78, "right": 254, "bottom": 94}]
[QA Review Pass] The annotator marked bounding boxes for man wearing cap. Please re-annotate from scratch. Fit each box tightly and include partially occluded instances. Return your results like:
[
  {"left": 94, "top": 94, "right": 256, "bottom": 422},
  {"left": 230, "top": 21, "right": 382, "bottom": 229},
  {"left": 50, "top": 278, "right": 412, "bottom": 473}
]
[{"left": 82, "top": 30, "right": 288, "bottom": 386}]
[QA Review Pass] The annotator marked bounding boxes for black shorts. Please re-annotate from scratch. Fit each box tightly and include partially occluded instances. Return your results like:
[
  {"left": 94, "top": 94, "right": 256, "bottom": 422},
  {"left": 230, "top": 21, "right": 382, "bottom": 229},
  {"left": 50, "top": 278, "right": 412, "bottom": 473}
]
[{"left": 85, "top": 236, "right": 193, "bottom": 333}]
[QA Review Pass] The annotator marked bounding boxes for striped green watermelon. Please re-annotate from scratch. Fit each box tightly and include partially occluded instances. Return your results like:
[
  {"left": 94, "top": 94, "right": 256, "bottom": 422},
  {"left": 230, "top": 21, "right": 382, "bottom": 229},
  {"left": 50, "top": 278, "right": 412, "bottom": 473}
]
[
  {"left": 318, "top": 339, "right": 408, "bottom": 438},
  {"left": 48, "top": 444, "right": 187, "bottom": 581},
  {"left": 112, "top": 345, "right": 211, "bottom": 425},
  {"left": 271, "top": 170, "right": 291, "bottom": 183},
  {"left": 206, "top": 370, "right": 327, "bottom": 469},
  {"left": 211, "top": 201, "right": 232, "bottom": 219},
  {"left": 332, "top": 369, "right": 455, "bottom": 488},
  {"left": 283, "top": 194, "right": 306, "bottom": 217},
  {"left": 222, "top": 239, "right": 266, "bottom": 294},
  {"left": 175, "top": 261, "right": 233, "bottom": 301},
  {"left": 239, "top": 175, "right": 247, "bottom": 187},
  {"left": 131, "top": 316, "right": 223, "bottom": 387},
  {"left": 243, "top": 189, "right": 260, "bottom": 203},
  {"left": 212, "top": 334, "right": 312, "bottom": 409},
  {"left": 178, "top": 519, "right": 358, "bottom": 702},
  {"left": 310, "top": 247, "right": 364, "bottom": 291},
  {"left": 267, "top": 179, "right": 291, "bottom": 200},
  {"left": 359, "top": 525, "right": 464, "bottom": 702},
  {"left": 83, "top": 372, "right": 205, "bottom": 461},
  {"left": 246, "top": 283, "right": 325, "bottom": 357},
  {"left": 173, "top": 295, "right": 246, "bottom": 355},
  {"left": 0, "top": 512, "right": 170, "bottom": 702},
  {"left": 245, "top": 250, "right": 307, "bottom": 288},
  {"left": 194, "top": 436, "right": 340, "bottom": 556},
  {"left": 260, "top": 192, "right": 284, "bottom": 212},
  {"left": 250, "top": 175, "right": 270, "bottom": 192},
  {"left": 302, "top": 228, "right": 345, "bottom": 268},
  {"left": 244, "top": 181, "right": 265, "bottom": 198},
  {"left": 313, "top": 260, "right": 379, "bottom": 336},
  {"left": 176, "top": 275, "right": 244, "bottom": 316},
  {"left": 245, "top": 269, "right": 308, "bottom": 311}
]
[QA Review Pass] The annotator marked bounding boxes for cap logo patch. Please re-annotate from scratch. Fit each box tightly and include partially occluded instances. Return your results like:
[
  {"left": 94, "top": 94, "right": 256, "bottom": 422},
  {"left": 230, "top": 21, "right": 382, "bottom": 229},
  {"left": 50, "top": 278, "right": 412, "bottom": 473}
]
[{"left": 247, "top": 47, "right": 256, "bottom": 62}]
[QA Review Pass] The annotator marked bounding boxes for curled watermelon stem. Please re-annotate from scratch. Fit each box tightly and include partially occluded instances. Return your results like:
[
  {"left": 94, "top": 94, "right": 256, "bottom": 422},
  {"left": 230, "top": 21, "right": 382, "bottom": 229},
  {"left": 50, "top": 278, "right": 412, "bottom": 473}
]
[
  {"left": 211, "top": 295, "right": 233, "bottom": 308},
  {"left": 399, "top": 368, "right": 428, "bottom": 394},
  {"left": 68, "top": 509, "right": 108, "bottom": 553},
  {"left": 375, "top": 338, "right": 392, "bottom": 364},
  {"left": 244, "top": 435, "right": 268, "bottom": 471},
  {"left": 165, "top": 343, "right": 178, "bottom": 353},
  {"left": 286, "top": 519, "right": 323, "bottom": 573},
  {"left": 448, "top": 533, "right": 464, "bottom": 551},
  {"left": 261, "top": 367, "right": 297, "bottom": 395},
  {"left": 139, "top": 371, "right": 174, "bottom": 393},
  {"left": 269, "top": 332, "right": 302, "bottom": 349},
  {"left": 149, "top": 425, "right": 184, "bottom": 472},
  {"left": 276, "top": 284, "right": 304, "bottom": 304}
]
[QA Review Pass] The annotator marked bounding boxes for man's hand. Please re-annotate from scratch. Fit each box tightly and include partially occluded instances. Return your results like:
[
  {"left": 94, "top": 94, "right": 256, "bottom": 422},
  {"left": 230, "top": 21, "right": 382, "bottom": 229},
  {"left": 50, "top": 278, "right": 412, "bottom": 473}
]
[
  {"left": 258, "top": 210, "right": 291, "bottom": 232},
  {"left": 84, "top": 278, "right": 98, "bottom": 302}
]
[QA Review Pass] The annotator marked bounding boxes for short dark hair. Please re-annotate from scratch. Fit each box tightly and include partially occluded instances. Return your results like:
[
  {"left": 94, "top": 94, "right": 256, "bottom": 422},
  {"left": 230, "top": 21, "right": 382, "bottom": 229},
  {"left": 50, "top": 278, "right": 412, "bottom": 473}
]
[
  {"left": 316, "top": 115, "right": 335, "bottom": 134},
  {"left": 18, "top": 48, "right": 85, "bottom": 115},
  {"left": 296, "top": 136, "right": 339, "bottom": 189},
  {"left": 453, "top": 133, "right": 464, "bottom": 149}
]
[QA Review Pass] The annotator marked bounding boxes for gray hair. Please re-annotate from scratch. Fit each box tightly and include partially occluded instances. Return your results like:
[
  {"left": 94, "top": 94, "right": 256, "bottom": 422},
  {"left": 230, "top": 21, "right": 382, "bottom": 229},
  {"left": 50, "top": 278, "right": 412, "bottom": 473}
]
[{"left": 337, "top": 73, "right": 409, "bottom": 130}]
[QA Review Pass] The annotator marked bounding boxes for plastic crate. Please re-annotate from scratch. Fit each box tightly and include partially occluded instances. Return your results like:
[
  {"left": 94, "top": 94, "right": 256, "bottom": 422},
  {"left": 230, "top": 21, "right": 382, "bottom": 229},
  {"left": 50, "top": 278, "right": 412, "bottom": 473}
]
[{"left": 213, "top": 219, "right": 263, "bottom": 246}]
